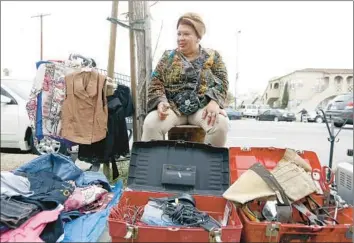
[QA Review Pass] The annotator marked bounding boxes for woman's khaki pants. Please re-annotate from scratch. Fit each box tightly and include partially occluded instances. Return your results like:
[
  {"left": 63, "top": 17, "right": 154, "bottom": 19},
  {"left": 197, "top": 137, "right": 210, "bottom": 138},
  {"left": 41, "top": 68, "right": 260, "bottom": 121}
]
[{"left": 141, "top": 108, "right": 229, "bottom": 147}]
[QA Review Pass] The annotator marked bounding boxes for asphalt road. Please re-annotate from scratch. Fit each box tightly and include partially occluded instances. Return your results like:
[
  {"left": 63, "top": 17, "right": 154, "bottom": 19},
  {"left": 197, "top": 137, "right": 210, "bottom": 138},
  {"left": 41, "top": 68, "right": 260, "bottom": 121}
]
[
  {"left": 1, "top": 119, "right": 352, "bottom": 170},
  {"left": 226, "top": 119, "right": 353, "bottom": 167}
]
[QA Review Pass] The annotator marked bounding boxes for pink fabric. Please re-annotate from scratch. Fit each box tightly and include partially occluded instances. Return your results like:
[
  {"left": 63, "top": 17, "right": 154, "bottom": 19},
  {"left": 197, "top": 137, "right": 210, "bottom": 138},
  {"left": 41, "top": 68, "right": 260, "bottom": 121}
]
[
  {"left": 80, "top": 192, "right": 113, "bottom": 214},
  {"left": 0, "top": 208, "right": 62, "bottom": 242},
  {"left": 63, "top": 185, "right": 107, "bottom": 212}
]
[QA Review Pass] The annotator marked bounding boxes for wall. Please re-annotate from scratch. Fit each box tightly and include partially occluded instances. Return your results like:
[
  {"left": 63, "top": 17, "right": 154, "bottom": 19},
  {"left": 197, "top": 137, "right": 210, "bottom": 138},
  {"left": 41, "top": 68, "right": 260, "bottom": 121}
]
[
  {"left": 294, "top": 73, "right": 353, "bottom": 111},
  {"left": 262, "top": 70, "right": 353, "bottom": 111}
]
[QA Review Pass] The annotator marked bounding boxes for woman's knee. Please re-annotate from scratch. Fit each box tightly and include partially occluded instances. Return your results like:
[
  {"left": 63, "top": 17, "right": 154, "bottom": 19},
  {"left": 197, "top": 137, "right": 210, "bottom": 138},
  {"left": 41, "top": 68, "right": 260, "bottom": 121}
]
[
  {"left": 205, "top": 114, "right": 229, "bottom": 147},
  {"left": 143, "top": 111, "right": 160, "bottom": 131},
  {"left": 215, "top": 115, "right": 230, "bottom": 134}
]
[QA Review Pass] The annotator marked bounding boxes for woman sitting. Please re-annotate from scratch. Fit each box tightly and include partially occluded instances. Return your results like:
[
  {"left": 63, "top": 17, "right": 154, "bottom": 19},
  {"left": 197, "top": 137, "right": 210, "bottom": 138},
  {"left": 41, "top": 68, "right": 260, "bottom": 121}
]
[{"left": 142, "top": 12, "right": 230, "bottom": 147}]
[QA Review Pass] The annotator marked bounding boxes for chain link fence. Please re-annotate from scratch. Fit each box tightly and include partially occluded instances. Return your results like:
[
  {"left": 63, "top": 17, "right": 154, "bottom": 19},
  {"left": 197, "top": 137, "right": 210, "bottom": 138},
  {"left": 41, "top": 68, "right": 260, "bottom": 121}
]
[
  {"left": 97, "top": 69, "right": 133, "bottom": 132},
  {"left": 97, "top": 69, "right": 131, "bottom": 87}
]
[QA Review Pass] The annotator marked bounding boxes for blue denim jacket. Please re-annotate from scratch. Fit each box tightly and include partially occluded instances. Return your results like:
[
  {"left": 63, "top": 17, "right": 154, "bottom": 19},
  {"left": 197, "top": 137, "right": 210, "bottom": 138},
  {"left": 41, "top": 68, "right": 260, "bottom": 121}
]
[{"left": 14, "top": 153, "right": 111, "bottom": 191}]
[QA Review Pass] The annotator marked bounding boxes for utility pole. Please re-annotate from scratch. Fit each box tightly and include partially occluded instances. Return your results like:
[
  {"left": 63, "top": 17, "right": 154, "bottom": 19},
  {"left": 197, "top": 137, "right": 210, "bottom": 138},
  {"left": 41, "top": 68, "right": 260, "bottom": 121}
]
[
  {"left": 31, "top": 13, "right": 51, "bottom": 60},
  {"left": 106, "top": 0, "right": 119, "bottom": 96},
  {"left": 106, "top": 0, "right": 148, "bottom": 141},
  {"left": 132, "top": 0, "right": 153, "bottom": 141},
  {"left": 127, "top": 0, "right": 152, "bottom": 141},
  {"left": 234, "top": 30, "right": 241, "bottom": 109},
  {"left": 102, "top": 0, "right": 119, "bottom": 179},
  {"left": 128, "top": 0, "right": 138, "bottom": 142},
  {"left": 144, "top": 0, "right": 153, "bottom": 113},
  {"left": 132, "top": 0, "right": 145, "bottom": 141}
]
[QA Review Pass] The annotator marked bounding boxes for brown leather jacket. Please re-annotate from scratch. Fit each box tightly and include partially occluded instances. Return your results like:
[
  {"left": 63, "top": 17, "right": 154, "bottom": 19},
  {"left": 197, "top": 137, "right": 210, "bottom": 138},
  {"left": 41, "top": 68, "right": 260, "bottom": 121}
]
[{"left": 61, "top": 70, "right": 108, "bottom": 144}]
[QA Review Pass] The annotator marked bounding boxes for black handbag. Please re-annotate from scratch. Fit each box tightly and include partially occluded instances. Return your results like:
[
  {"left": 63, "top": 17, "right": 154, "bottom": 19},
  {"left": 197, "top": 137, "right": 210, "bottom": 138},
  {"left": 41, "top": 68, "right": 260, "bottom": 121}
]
[{"left": 170, "top": 58, "right": 202, "bottom": 116}]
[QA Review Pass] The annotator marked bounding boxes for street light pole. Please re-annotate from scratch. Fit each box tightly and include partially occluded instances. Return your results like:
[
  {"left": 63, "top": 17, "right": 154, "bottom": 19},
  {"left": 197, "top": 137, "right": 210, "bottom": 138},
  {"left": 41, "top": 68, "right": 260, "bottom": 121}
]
[
  {"left": 31, "top": 13, "right": 51, "bottom": 60},
  {"left": 234, "top": 30, "right": 241, "bottom": 109}
]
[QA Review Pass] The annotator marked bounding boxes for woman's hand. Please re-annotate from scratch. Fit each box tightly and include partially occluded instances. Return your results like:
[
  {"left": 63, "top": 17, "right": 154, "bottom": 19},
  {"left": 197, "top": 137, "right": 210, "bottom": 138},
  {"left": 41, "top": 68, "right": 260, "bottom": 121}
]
[
  {"left": 219, "top": 109, "right": 227, "bottom": 118},
  {"left": 157, "top": 102, "right": 170, "bottom": 120},
  {"left": 202, "top": 100, "right": 222, "bottom": 126}
]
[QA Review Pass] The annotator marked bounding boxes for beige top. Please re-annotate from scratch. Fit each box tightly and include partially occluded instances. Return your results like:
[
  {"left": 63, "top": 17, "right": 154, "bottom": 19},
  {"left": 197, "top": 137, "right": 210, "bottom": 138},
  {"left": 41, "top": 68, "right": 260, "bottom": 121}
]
[{"left": 61, "top": 70, "right": 108, "bottom": 144}]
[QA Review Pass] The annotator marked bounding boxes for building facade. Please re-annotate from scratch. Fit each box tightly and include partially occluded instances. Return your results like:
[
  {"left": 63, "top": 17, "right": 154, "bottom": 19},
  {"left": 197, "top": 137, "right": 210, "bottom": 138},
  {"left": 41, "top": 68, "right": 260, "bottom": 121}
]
[{"left": 261, "top": 68, "right": 353, "bottom": 111}]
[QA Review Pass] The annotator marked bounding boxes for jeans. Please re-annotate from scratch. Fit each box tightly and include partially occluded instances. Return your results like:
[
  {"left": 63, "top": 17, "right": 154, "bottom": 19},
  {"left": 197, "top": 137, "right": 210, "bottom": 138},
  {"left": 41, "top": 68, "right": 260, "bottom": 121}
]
[
  {"left": 14, "top": 171, "right": 75, "bottom": 209},
  {"left": 14, "top": 153, "right": 111, "bottom": 191},
  {"left": 60, "top": 210, "right": 84, "bottom": 223},
  {"left": 14, "top": 153, "right": 82, "bottom": 182},
  {"left": 0, "top": 196, "right": 40, "bottom": 229}
]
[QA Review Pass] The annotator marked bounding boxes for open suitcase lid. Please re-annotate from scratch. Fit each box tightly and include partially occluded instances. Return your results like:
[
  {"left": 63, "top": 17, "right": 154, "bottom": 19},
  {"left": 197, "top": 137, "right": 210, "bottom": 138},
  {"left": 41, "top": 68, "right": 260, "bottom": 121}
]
[
  {"left": 127, "top": 140, "right": 229, "bottom": 197},
  {"left": 228, "top": 147, "right": 322, "bottom": 183}
]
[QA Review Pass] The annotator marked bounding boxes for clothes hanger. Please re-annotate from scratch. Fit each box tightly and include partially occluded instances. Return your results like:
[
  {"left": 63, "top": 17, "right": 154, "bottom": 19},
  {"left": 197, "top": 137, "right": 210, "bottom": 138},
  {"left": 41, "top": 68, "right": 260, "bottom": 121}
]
[
  {"left": 80, "top": 57, "right": 93, "bottom": 72},
  {"left": 68, "top": 53, "right": 95, "bottom": 71}
]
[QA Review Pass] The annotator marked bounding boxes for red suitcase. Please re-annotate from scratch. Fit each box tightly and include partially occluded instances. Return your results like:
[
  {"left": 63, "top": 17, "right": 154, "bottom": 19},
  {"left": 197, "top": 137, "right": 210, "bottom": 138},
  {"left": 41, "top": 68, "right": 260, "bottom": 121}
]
[
  {"left": 108, "top": 140, "right": 243, "bottom": 242},
  {"left": 229, "top": 147, "right": 353, "bottom": 243}
]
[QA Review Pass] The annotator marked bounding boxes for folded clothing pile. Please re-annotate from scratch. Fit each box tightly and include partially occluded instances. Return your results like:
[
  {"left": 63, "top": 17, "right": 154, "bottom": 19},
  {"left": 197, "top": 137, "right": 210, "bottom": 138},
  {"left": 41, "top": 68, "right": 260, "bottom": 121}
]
[{"left": 0, "top": 153, "right": 115, "bottom": 243}]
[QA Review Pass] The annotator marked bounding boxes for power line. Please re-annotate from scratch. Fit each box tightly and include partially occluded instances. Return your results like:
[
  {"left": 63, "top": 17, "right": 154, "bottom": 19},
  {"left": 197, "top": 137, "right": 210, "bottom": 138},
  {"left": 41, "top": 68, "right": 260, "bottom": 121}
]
[
  {"left": 152, "top": 20, "right": 163, "bottom": 60},
  {"left": 150, "top": 1, "right": 159, "bottom": 7}
]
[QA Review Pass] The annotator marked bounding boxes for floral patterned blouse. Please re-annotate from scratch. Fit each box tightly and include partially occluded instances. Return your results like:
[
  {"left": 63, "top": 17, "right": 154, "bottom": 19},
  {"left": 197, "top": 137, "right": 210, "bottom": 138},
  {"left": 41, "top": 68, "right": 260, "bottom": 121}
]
[
  {"left": 26, "top": 62, "right": 76, "bottom": 141},
  {"left": 147, "top": 46, "right": 229, "bottom": 116}
]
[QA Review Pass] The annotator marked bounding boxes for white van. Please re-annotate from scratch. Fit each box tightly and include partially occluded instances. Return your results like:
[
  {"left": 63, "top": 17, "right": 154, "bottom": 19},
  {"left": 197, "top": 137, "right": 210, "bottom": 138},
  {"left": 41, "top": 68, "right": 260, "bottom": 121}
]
[{"left": 240, "top": 104, "right": 259, "bottom": 118}]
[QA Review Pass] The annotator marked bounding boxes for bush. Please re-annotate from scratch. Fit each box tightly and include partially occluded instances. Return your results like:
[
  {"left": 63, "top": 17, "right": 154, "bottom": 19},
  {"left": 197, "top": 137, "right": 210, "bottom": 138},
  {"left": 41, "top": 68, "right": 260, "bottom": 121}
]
[{"left": 281, "top": 82, "right": 289, "bottom": 109}]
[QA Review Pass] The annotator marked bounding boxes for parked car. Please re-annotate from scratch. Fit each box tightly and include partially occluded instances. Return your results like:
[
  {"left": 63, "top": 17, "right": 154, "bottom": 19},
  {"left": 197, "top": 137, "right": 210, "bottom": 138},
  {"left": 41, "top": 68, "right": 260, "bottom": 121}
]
[
  {"left": 258, "top": 109, "right": 296, "bottom": 122},
  {"left": 306, "top": 110, "right": 324, "bottom": 123},
  {"left": 225, "top": 108, "right": 242, "bottom": 120},
  {"left": 1, "top": 78, "right": 68, "bottom": 155},
  {"left": 258, "top": 105, "right": 270, "bottom": 117},
  {"left": 277, "top": 109, "right": 296, "bottom": 122},
  {"left": 325, "top": 93, "right": 353, "bottom": 127},
  {"left": 240, "top": 104, "right": 258, "bottom": 118}
]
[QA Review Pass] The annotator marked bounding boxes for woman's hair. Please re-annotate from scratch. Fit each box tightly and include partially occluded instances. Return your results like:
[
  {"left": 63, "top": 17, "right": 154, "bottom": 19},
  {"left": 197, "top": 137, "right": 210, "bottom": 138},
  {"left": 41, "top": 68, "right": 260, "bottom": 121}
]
[{"left": 177, "top": 18, "right": 200, "bottom": 38}]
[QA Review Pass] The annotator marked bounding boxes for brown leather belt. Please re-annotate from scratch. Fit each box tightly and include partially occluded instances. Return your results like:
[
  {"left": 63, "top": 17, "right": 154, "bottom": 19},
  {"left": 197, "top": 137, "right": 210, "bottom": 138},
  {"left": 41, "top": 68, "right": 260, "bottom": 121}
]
[{"left": 249, "top": 163, "right": 293, "bottom": 223}]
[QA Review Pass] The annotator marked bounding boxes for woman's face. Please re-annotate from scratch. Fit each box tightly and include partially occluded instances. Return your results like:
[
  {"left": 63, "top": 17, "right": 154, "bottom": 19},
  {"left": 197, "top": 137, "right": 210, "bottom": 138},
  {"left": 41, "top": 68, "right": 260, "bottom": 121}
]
[{"left": 177, "top": 24, "right": 199, "bottom": 54}]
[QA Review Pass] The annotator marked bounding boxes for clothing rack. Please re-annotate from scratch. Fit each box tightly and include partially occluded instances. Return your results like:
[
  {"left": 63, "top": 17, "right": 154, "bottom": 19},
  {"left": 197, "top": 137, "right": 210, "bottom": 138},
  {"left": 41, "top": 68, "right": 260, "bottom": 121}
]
[{"left": 66, "top": 53, "right": 117, "bottom": 94}]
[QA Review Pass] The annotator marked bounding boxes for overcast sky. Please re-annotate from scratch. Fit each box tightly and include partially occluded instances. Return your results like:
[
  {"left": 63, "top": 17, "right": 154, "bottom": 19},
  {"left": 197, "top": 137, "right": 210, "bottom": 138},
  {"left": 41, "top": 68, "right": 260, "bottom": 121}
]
[{"left": 1, "top": 1, "right": 353, "bottom": 95}]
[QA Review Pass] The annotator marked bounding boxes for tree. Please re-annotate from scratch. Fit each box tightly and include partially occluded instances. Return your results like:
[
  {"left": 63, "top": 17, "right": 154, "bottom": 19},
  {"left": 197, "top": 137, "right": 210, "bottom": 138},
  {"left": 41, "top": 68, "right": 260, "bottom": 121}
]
[{"left": 281, "top": 82, "right": 289, "bottom": 109}]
